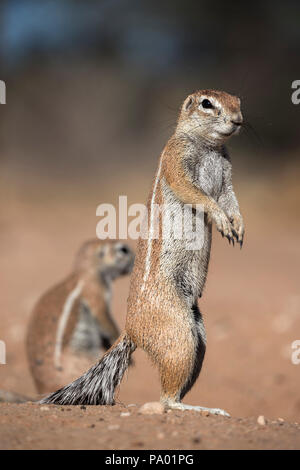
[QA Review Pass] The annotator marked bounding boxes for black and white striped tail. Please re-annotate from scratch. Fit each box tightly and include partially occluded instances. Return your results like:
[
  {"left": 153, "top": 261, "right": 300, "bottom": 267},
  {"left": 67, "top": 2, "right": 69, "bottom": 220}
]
[{"left": 40, "top": 333, "right": 135, "bottom": 405}]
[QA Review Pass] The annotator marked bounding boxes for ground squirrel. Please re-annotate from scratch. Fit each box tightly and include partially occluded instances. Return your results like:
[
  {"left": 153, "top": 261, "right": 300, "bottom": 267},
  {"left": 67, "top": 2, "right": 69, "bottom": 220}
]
[
  {"left": 27, "top": 239, "right": 134, "bottom": 394},
  {"left": 42, "top": 90, "right": 244, "bottom": 415}
]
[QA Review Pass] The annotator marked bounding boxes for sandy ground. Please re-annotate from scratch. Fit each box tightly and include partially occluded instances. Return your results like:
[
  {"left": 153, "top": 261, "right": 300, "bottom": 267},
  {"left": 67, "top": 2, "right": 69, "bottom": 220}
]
[
  {"left": 0, "top": 403, "right": 299, "bottom": 450},
  {"left": 0, "top": 165, "right": 300, "bottom": 449}
]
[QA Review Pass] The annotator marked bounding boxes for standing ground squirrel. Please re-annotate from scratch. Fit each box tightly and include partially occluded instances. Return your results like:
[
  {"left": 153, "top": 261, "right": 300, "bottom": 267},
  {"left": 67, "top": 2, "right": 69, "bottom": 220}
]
[
  {"left": 27, "top": 239, "right": 134, "bottom": 394},
  {"left": 42, "top": 90, "right": 244, "bottom": 415}
]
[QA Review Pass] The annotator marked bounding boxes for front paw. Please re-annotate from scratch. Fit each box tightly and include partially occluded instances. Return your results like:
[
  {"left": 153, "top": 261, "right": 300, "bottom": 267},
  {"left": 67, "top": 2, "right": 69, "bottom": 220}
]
[
  {"left": 229, "top": 214, "right": 244, "bottom": 247},
  {"left": 210, "top": 209, "right": 235, "bottom": 245}
]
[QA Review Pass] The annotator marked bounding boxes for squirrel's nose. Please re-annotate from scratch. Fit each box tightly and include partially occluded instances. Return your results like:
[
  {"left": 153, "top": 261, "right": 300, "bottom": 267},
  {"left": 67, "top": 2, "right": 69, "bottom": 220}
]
[
  {"left": 231, "top": 119, "right": 243, "bottom": 126},
  {"left": 231, "top": 113, "right": 243, "bottom": 126}
]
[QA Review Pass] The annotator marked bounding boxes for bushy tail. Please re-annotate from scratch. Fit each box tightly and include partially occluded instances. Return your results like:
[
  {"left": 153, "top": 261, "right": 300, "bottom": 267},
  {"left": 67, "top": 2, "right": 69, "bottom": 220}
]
[{"left": 40, "top": 332, "right": 136, "bottom": 405}]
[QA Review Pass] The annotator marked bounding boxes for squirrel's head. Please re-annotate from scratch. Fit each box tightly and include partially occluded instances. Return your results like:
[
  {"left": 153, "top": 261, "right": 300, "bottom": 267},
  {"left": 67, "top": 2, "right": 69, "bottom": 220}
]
[
  {"left": 74, "top": 239, "right": 135, "bottom": 280},
  {"left": 177, "top": 90, "right": 243, "bottom": 145}
]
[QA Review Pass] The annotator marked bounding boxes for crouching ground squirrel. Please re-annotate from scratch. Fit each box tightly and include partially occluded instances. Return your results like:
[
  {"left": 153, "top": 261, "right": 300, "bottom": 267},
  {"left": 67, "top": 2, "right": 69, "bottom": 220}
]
[
  {"left": 27, "top": 239, "right": 134, "bottom": 394},
  {"left": 42, "top": 90, "right": 244, "bottom": 415}
]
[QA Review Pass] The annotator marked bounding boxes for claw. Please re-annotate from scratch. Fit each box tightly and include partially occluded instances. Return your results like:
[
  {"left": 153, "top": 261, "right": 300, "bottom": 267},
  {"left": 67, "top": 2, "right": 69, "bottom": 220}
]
[{"left": 232, "top": 229, "right": 239, "bottom": 241}]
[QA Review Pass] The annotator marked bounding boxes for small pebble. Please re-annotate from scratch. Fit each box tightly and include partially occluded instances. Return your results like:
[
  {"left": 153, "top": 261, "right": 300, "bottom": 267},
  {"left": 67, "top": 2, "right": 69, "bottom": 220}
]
[
  {"left": 138, "top": 402, "right": 165, "bottom": 415},
  {"left": 257, "top": 415, "right": 266, "bottom": 426},
  {"left": 131, "top": 441, "right": 144, "bottom": 447},
  {"left": 120, "top": 412, "right": 130, "bottom": 417},
  {"left": 40, "top": 406, "right": 50, "bottom": 411}
]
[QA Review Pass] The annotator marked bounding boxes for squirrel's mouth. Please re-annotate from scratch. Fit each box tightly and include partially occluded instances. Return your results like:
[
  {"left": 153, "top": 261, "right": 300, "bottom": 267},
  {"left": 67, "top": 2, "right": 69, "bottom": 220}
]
[
  {"left": 219, "top": 127, "right": 240, "bottom": 137},
  {"left": 219, "top": 130, "right": 234, "bottom": 137}
]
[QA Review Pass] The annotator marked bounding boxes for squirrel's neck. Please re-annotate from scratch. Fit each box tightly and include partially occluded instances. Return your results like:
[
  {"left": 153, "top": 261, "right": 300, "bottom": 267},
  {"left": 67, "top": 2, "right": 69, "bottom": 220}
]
[
  {"left": 74, "top": 268, "right": 110, "bottom": 295},
  {"left": 168, "top": 131, "right": 224, "bottom": 169},
  {"left": 173, "top": 128, "right": 223, "bottom": 154}
]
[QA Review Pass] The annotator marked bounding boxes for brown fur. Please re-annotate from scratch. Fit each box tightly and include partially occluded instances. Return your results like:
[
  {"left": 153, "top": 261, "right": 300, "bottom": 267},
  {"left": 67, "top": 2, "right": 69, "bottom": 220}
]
[
  {"left": 27, "top": 239, "right": 134, "bottom": 394},
  {"left": 126, "top": 89, "right": 244, "bottom": 407},
  {"left": 41, "top": 90, "right": 243, "bottom": 415}
]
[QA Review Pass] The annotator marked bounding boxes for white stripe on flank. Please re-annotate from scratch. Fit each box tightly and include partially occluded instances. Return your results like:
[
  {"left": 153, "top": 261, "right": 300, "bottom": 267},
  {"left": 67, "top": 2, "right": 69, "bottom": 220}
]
[
  {"left": 141, "top": 156, "right": 163, "bottom": 292},
  {"left": 54, "top": 280, "right": 84, "bottom": 369}
]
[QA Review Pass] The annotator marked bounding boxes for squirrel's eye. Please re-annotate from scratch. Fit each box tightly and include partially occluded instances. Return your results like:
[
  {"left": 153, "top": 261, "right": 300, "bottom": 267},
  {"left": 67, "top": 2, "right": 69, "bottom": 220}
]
[
  {"left": 118, "top": 245, "right": 129, "bottom": 255},
  {"left": 201, "top": 99, "right": 213, "bottom": 109}
]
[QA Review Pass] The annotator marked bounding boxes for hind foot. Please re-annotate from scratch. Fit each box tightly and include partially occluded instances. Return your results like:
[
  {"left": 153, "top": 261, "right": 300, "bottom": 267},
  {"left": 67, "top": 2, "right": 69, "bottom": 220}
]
[{"left": 165, "top": 401, "right": 230, "bottom": 417}]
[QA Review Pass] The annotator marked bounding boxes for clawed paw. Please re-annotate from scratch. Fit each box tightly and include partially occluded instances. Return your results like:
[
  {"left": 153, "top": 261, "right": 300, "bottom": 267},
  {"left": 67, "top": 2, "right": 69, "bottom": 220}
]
[
  {"left": 166, "top": 401, "right": 230, "bottom": 417},
  {"left": 230, "top": 214, "right": 245, "bottom": 248},
  {"left": 212, "top": 210, "right": 235, "bottom": 245},
  {"left": 211, "top": 209, "right": 244, "bottom": 248}
]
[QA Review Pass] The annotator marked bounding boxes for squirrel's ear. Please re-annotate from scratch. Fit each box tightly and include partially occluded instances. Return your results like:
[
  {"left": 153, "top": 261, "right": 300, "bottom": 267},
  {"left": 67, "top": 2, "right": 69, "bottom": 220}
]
[{"left": 183, "top": 95, "right": 194, "bottom": 111}]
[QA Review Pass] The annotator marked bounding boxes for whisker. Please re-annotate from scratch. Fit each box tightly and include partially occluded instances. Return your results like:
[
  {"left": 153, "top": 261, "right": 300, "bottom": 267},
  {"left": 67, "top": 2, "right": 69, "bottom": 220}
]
[{"left": 243, "top": 120, "right": 264, "bottom": 147}]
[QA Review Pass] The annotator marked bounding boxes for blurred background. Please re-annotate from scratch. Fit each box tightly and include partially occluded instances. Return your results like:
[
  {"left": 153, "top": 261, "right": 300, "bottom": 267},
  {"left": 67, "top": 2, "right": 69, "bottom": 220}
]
[{"left": 0, "top": 0, "right": 300, "bottom": 420}]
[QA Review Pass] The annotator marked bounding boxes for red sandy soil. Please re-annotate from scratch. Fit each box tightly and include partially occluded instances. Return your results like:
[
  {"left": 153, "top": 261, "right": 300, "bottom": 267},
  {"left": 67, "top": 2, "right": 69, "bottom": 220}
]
[
  {"left": 0, "top": 403, "right": 299, "bottom": 450},
  {"left": 0, "top": 167, "right": 300, "bottom": 449}
]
